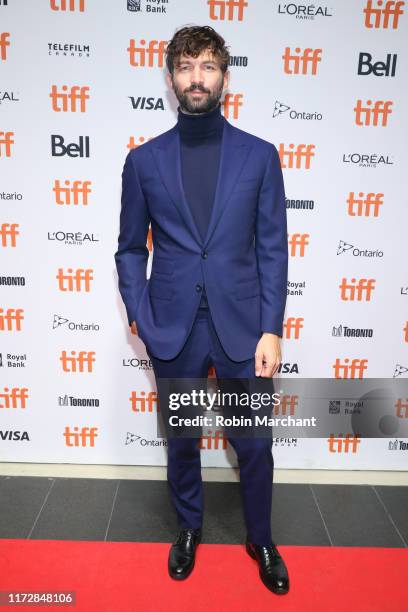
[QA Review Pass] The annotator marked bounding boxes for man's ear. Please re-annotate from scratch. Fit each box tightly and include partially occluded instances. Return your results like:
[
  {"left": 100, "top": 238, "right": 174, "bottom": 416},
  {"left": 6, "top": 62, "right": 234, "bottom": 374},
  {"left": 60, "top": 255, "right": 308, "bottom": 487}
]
[
  {"left": 223, "top": 69, "right": 230, "bottom": 92},
  {"left": 166, "top": 72, "right": 174, "bottom": 91}
]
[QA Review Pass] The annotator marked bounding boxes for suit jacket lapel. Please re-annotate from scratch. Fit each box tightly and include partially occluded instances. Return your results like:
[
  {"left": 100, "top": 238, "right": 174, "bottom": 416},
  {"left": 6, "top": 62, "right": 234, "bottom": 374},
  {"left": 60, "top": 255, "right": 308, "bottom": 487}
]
[{"left": 151, "top": 118, "right": 251, "bottom": 248}]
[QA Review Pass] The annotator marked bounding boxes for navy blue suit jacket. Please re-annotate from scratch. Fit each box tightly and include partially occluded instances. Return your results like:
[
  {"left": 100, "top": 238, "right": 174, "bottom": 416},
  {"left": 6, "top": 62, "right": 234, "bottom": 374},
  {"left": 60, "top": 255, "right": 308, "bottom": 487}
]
[{"left": 114, "top": 116, "right": 288, "bottom": 361}]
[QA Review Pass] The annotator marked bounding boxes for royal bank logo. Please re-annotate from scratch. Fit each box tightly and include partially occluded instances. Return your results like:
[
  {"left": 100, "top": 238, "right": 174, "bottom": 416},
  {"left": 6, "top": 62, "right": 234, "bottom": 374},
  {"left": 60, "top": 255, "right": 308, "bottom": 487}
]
[
  {"left": 0, "top": 352, "right": 27, "bottom": 368},
  {"left": 287, "top": 280, "right": 306, "bottom": 296},
  {"left": 337, "top": 240, "right": 384, "bottom": 258},
  {"left": 127, "top": 0, "right": 169, "bottom": 13},
  {"left": 273, "top": 100, "right": 323, "bottom": 121}
]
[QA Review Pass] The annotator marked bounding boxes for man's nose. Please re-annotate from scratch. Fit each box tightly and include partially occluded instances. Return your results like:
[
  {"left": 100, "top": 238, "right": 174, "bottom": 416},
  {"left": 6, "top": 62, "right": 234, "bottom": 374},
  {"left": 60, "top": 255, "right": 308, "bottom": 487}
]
[{"left": 190, "top": 67, "right": 205, "bottom": 85}]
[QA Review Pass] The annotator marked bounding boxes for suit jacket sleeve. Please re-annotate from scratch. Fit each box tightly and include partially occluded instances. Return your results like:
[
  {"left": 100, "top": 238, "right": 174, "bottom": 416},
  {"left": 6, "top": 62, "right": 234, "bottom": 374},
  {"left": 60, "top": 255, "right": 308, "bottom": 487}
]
[
  {"left": 255, "top": 144, "right": 288, "bottom": 337},
  {"left": 114, "top": 150, "right": 150, "bottom": 327}
]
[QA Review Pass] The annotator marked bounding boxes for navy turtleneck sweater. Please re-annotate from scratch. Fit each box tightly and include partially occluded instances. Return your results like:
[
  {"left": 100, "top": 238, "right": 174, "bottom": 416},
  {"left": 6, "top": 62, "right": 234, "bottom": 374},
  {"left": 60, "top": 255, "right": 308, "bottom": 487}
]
[{"left": 177, "top": 102, "right": 224, "bottom": 307}]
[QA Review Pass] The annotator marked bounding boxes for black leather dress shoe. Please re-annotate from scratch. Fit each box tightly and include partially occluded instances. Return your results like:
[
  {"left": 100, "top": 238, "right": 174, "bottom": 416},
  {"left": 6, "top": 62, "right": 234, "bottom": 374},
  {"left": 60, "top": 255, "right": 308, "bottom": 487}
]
[
  {"left": 246, "top": 539, "right": 289, "bottom": 594},
  {"left": 168, "top": 528, "right": 202, "bottom": 580}
]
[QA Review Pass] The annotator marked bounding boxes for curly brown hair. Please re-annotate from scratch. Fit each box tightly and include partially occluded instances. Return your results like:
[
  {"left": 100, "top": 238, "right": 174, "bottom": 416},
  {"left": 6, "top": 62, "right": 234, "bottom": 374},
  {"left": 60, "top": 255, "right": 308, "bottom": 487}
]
[{"left": 165, "top": 25, "right": 230, "bottom": 75}]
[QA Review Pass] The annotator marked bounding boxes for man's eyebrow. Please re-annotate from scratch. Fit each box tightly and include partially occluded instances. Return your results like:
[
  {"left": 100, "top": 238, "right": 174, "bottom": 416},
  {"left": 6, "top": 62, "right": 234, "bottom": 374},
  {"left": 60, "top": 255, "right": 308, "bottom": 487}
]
[{"left": 177, "top": 58, "right": 217, "bottom": 65}]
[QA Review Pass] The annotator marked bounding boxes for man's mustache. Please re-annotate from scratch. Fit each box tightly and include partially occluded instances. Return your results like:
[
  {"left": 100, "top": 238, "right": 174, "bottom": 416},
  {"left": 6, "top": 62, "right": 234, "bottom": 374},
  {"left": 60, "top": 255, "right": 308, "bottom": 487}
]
[{"left": 185, "top": 85, "right": 210, "bottom": 93}]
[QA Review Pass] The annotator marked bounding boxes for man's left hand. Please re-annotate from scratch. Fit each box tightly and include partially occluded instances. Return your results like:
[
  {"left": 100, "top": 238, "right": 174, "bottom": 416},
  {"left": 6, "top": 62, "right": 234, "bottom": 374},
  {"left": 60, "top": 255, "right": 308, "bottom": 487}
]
[{"left": 255, "top": 333, "right": 281, "bottom": 377}]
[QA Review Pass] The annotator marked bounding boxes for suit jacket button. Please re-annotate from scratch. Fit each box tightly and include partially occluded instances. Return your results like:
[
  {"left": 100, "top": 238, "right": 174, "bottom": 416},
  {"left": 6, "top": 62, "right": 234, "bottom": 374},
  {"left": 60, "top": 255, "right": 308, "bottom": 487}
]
[
  {"left": 196, "top": 284, "right": 202, "bottom": 292},
  {"left": 201, "top": 251, "right": 208, "bottom": 259}
]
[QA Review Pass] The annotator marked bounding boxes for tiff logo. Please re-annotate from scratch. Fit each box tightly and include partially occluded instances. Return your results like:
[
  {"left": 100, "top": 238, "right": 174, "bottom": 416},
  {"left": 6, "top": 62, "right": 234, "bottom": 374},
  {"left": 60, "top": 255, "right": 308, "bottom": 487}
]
[
  {"left": 0, "top": 131, "right": 14, "bottom": 156},
  {"left": 50, "top": 85, "right": 90, "bottom": 112},
  {"left": 60, "top": 350, "right": 96, "bottom": 373},
  {"left": 363, "top": 0, "right": 404, "bottom": 28},
  {"left": 53, "top": 180, "right": 92, "bottom": 205},
  {"left": 199, "top": 429, "right": 228, "bottom": 450},
  {"left": 128, "top": 39, "right": 167, "bottom": 67},
  {"left": 347, "top": 192, "right": 384, "bottom": 216},
  {"left": 208, "top": 0, "right": 248, "bottom": 21},
  {"left": 50, "top": 0, "right": 85, "bottom": 11},
  {"left": 222, "top": 93, "right": 243, "bottom": 119},
  {"left": 63, "top": 426, "right": 98, "bottom": 446},
  {"left": 354, "top": 100, "right": 393, "bottom": 126},
  {"left": 0, "top": 32, "right": 10, "bottom": 60},
  {"left": 279, "top": 144, "right": 315, "bottom": 169},
  {"left": 288, "top": 233, "right": 309, "bottom": 256},
  {"left": 56, "top": 268, "right": 93, "bottom": 292},
  {"left": 328, "top": 434, "right": 361, "bottom": 453},
  {"left": 333, "top": 358, "right": 368, "bottom": 379},
  {"left": 0, "top": 308, "right": 24, "bottom": 331},
  {"left": 130, "top": 390, "right": 159, "bottom": 412},
  {"left": 127, "top": 135, "right": 153, "bottom": 150},
  {"left": 283, "top": 317, "right": 304, "bottom": 339},
  {"left": 0, "top": 387, "right": 29, "bottom": 409},
  {"left": 0, "top": 223, "right": 19, "bottom": 247},
  {"left": 273, "top": 395, "right": 298, "bottom": 416},
  {"left": 339, "top": 278, "right": 376, "bottom": 301},
  {"left": 282, "top": 47, "right": 322, "bottom": 75}
]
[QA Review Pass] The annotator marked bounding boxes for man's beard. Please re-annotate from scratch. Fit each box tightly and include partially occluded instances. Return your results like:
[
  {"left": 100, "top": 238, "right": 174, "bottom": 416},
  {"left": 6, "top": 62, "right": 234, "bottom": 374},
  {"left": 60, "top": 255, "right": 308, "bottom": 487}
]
[{"left": 172, "top": 75, "right": 224, "bottom": 114}]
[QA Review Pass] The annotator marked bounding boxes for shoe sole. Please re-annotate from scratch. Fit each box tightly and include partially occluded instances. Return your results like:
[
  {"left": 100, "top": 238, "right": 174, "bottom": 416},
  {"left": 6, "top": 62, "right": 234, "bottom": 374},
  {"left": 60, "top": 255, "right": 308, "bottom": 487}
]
[{"left": 245, "top": 542, "right": 289, "bottom": 595}]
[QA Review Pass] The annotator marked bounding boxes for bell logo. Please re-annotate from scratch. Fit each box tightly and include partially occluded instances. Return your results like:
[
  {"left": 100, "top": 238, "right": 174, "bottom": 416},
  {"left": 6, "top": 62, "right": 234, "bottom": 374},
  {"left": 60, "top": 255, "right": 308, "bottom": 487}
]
[
  {"left": 50, "top": 0, "right": 85, "bottom": 12},
  {"left": 283, "top": 317, "right": 304, "bottom": 339},
  {"left": 347, "top": 192, "right": 384, "bottom": 216},
  {"left": 60, "top": 350, "right": 96, "bottom": 373},
  {"left": 333, "top": 358, "right": 368, "bottom": 378},
  {"left": 279, "top": 144, "right": 315, "bottom": 169},
  {"left": 396, "top": 398, "right": 408, "bottom": 417},
  {"left": 328, "top": 434, "right": 361, "bottom": 453},
  {"left": 49, "top": 85, "right": 90, "bottom": 112},
  {"left": 0, "top": 32, "right": 10, "bottom": 61},
  {"left": 0, "top": 131, "right": 14, "bottom": 157},
  {"left": 130, "top": 390, "right": 159, "bottom": 412},
  {"left": 363, "top": 0, "right": 404, "bottom": 28},
  {"left": 0, "top": 387, "right": 29, "bottom": 409},
  {"left": 222, "top": 93, "right": 243, "bottom": 119},
  {"left": 273, "top": 395, "right": 298, "bottom": 416},
  {"left": 339, "top": 278, "right": 376, "bottom": 301},
  {"left": 53, "top": 180, "right": 92, "bottom": 205},
  {"left": 354, "top": 100, "right": 393, "bottom": 126},
  {"left": 0, "top": 223, "right": 19, "bottom": 247},
  {"left": 288, "top": 233, "right": 309, "bottom": 256},
  {"left": 63, "top": 426, "right": 98, "bottom": 447},
  {"left": 282, "top": 47, "right": 322, "bottom": 75},
  {"left": 0, "top": 308, "right": 24, "bottom": 331},
  {"left": 51, "top": 135, "right": 90, "bottom": 158},
  {"left": 199, "top": 429, "right": 228, "bottom": 450},
  {"left": 127, "top": 136, "right": 153, "bottom": 150},
  {"left": 56, "top": 268, "right": 93, "bottom": 292},
  {"left": 128, "top": 39, "right": 167, "bottom": 67},
  {"left": 404, "top": 322, "right": 408, "bottom": 342},
  {"left": 208, "top": 0, "right": 248, "bottom": 21}
]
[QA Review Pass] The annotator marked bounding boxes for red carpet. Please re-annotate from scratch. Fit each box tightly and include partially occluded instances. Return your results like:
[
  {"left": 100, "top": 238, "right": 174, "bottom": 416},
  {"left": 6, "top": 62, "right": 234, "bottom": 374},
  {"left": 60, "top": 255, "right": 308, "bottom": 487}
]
[{"left": 0, "top": 540, "right": 407, "bottom": 611}]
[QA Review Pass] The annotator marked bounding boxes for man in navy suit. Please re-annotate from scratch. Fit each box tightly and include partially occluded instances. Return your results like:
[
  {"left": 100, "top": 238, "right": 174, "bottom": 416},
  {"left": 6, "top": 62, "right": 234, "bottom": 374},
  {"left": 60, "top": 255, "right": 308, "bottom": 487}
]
[{"left": 115, "top": 25, "right": 289, "bottom": 595}]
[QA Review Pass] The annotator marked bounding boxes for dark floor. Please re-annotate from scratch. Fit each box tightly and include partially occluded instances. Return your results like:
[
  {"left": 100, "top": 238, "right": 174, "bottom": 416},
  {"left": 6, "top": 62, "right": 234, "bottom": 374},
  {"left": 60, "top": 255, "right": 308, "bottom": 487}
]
[{"left": 0, "top": 475, "right": 407, "bottom": 547}]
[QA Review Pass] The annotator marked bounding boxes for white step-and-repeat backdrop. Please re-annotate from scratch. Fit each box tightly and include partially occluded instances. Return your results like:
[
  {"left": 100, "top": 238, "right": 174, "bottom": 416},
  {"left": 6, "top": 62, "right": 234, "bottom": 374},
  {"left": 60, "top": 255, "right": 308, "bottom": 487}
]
[{"left": 1, "top": 0, "right": 407, "bottom": 469}]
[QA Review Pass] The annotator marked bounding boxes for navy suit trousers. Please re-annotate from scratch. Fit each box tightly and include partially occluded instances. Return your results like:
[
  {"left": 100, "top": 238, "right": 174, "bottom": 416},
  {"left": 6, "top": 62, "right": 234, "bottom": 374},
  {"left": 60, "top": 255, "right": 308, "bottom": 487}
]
[{"left": 146, "top": 305, "right": 274, "bottom": 546}]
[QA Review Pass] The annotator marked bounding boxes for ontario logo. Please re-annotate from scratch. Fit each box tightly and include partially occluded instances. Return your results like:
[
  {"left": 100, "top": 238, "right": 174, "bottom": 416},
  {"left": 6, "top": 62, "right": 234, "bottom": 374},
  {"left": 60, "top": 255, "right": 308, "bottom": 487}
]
[
  {"left": 273, "top": 100, "right": 323, "bottom": 121},
  {"left": 337, "top": 240, "right": 383, "bottom": 257}
]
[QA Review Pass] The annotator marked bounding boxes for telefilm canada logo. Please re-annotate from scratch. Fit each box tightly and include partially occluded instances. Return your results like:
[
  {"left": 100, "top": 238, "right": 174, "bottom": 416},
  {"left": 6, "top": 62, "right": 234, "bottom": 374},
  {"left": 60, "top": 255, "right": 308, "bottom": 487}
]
[{"left": 48, "top": 42, "right": 90, "bottom": 58}]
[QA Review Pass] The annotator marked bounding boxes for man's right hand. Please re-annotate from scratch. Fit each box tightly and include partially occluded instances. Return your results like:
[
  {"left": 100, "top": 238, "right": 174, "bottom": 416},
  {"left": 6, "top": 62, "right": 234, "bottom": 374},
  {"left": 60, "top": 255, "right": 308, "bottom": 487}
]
[{"left": 130, "top": 321, "right": 138, "bottom": 335}]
